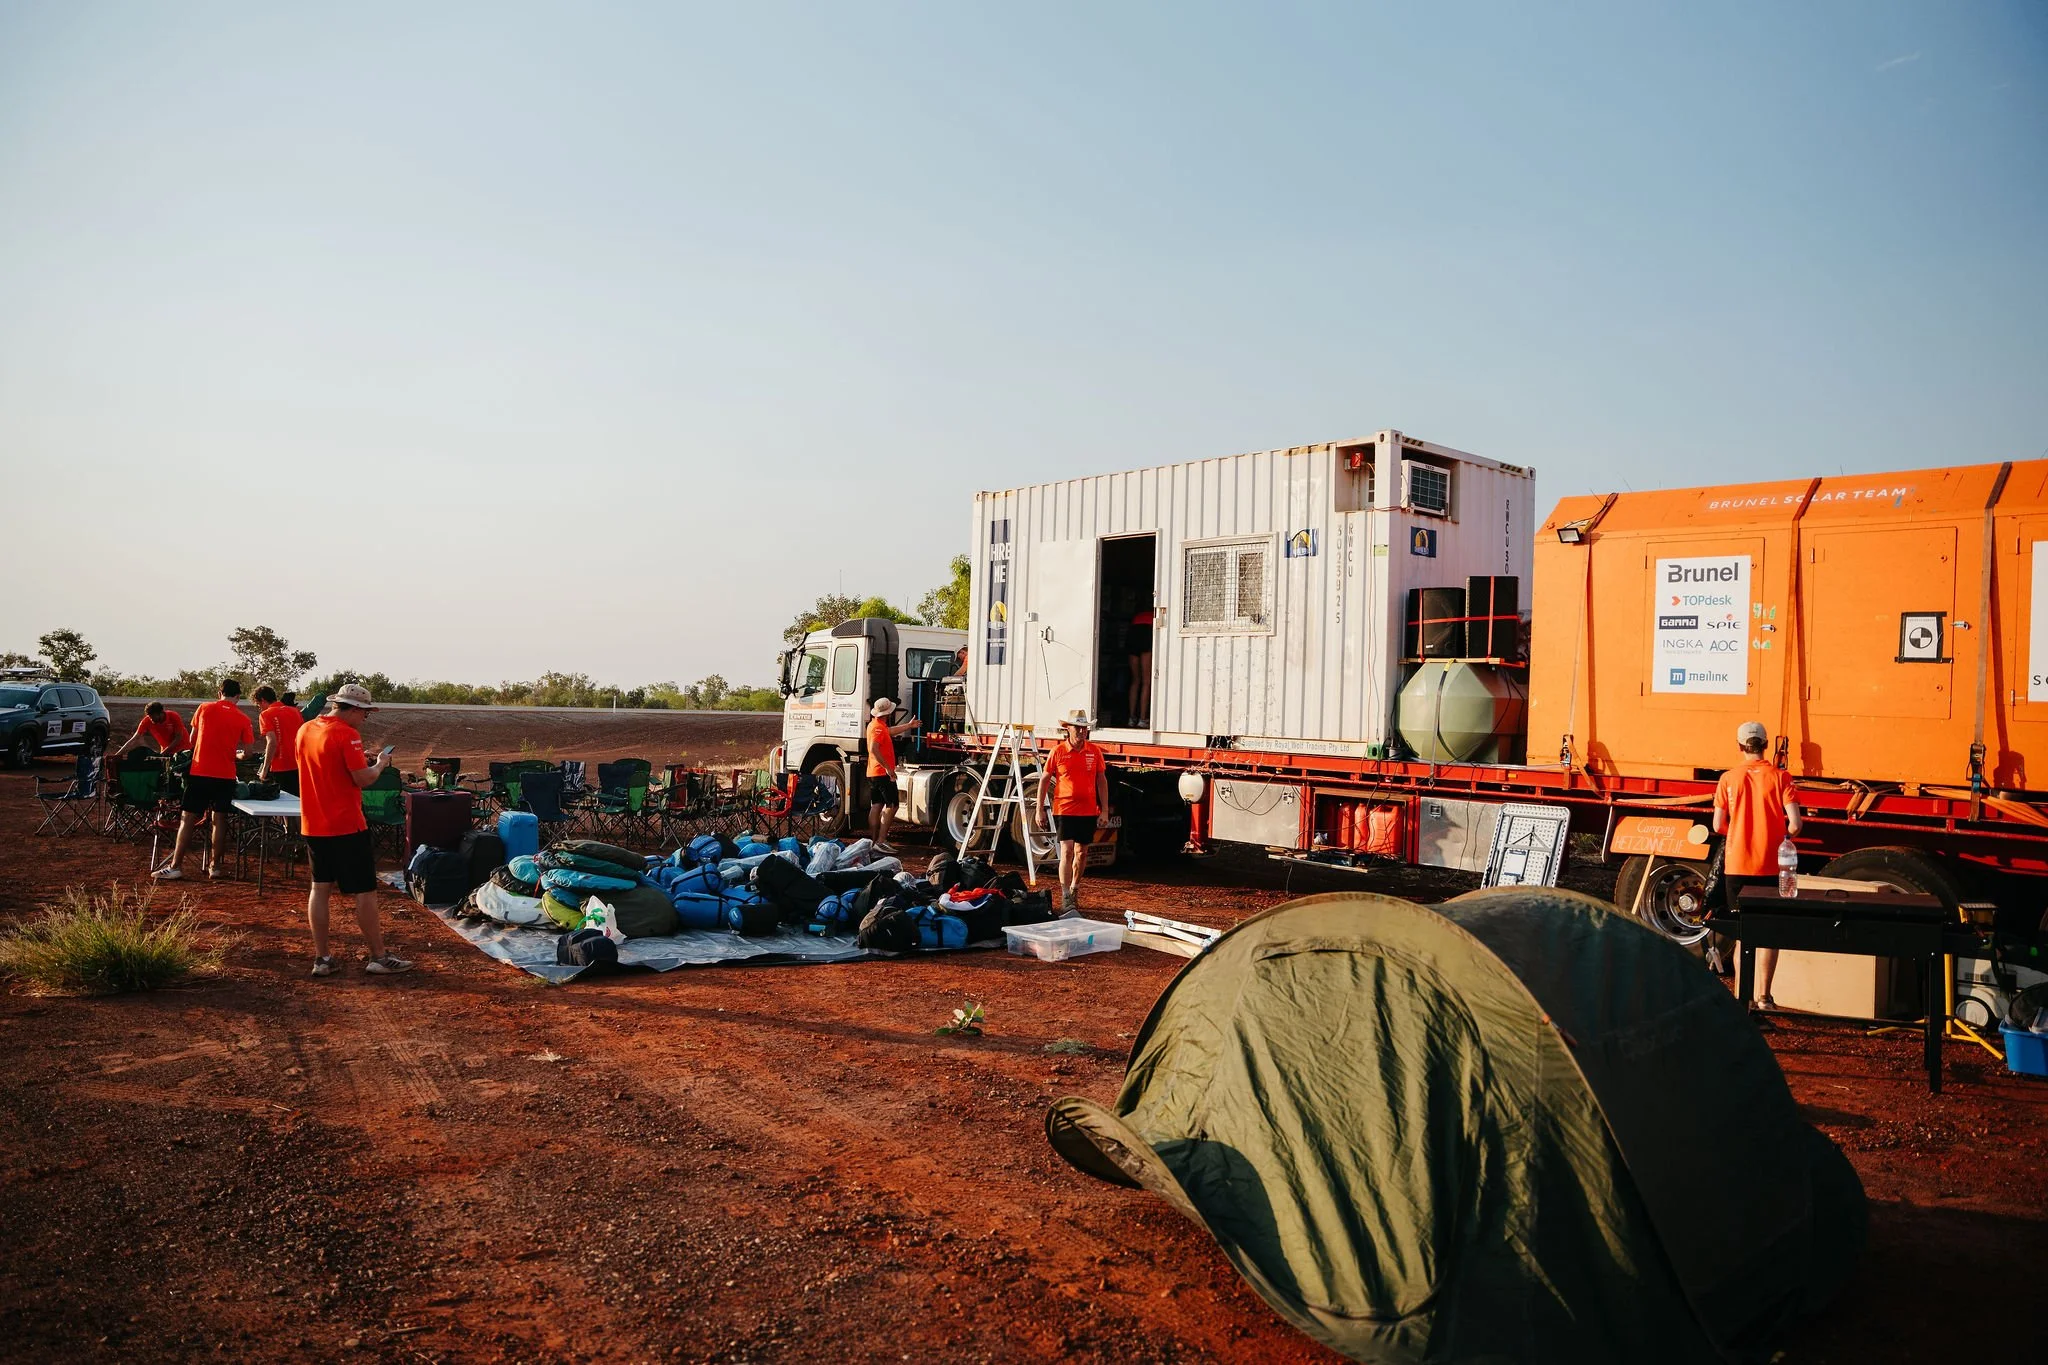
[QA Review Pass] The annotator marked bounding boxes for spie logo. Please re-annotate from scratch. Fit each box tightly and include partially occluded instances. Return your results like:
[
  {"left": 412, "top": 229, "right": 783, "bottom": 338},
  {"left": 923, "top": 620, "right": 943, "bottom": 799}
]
[{"left": 1668, "top": 668, "right": 1687, "bottom": 687}]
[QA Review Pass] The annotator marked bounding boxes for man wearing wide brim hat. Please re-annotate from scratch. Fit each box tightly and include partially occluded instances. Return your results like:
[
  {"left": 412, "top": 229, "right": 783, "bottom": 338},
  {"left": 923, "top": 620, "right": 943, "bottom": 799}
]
[
  {"left": 1037, "top": 709, "right": 1110, "bottom": 914},
  {"left": 296, "top": 682, "right": 410, "bottom": 978},
  {"left": 865, "top": 696, "right": 920, "bottom": 853}
]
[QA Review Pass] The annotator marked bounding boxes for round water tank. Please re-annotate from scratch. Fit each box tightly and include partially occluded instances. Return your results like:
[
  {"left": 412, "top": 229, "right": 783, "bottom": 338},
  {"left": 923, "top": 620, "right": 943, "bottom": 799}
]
[{"left": 1397, "top": 663, "right": 1527, "bottom": 764}]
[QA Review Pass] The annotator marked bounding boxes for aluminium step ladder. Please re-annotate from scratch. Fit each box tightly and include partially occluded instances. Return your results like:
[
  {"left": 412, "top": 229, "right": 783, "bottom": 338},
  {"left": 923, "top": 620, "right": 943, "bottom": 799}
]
[{"left": 958, "top": 722, "right": 1045, "bottom": 887}]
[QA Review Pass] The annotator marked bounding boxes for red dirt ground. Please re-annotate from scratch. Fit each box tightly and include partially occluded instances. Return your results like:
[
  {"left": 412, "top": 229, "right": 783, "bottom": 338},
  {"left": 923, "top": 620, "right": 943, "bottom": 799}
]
[{"left": 3, "top": 716, "right": 2045, "bottom": 1364}]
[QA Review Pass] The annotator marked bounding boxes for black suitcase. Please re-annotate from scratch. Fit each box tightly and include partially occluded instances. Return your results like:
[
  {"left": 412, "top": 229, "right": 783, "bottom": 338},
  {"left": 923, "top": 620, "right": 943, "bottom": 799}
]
[{"left": 460, "top": 830, "right": 506, "bottom": 889}]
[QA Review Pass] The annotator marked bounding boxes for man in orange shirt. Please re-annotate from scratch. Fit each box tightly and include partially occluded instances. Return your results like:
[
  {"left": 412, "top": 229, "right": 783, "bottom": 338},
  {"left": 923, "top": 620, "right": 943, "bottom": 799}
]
[
  {"left": 253, "top": 685, "right": 305, "bottom": 796},
  {"left": 865, "top": 697, "right": 920, "bottom": 852},
  {"left": 113, "top": 702, "right": 189, "bottom": 761},
  {"left": 1713, "top": 720, "right": 1803, "bottom": 1014},
  {"left": 1036, "top": 709, "right": 1110, "bottom": 915},
  {"left": 297, "top": 683, "right": 408, "bottom": 978},
  {"left": 155, "top": 678, "right": 255, "bottom": 880}
]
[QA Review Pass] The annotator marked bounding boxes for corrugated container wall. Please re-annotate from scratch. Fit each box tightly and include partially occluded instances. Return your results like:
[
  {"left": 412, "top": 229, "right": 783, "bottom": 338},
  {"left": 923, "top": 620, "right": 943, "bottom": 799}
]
[
  {"left": 1527, "top": 458, "right": 2048, "bottom": 790},
  {"left": 966, "top": 432, "right": 1535, "bottom": 755}
]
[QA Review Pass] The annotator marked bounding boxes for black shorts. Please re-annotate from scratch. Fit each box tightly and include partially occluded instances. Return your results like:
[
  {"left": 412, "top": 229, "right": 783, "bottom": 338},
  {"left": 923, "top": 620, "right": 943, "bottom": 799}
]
[
  {"left": 868, "top": 775, "right": 900, "bottom": 809},
  {"left": 272, "top": 770, "right": 300, "bottom": 796},
  {"left": 1127, "top": 625, "right": 1152, "bottom": 655},
  {"left": 1055, "top": 814, "right": 1098, "bottom": 844},
  {"left": 1723, "top": 873, "right": 1775, "bottom": 914},
  {"left": 307, "top": 830, "right": 377, "bottom": 895},
  {"left": 181, "top": 774, "right": 237, "bottom": 815}
]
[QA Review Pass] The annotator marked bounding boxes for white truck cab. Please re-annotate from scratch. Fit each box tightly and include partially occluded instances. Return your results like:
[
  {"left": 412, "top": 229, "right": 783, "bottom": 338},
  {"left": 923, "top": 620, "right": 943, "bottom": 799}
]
[{"left": 776, "top": 618, "right": 969, "bottom": 836}]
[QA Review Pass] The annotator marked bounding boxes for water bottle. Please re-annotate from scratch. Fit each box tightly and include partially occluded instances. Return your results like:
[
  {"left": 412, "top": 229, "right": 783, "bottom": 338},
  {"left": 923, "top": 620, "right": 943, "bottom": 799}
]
[{"left": 1777, "top": 837, "right": 1799, "bottom": 898}]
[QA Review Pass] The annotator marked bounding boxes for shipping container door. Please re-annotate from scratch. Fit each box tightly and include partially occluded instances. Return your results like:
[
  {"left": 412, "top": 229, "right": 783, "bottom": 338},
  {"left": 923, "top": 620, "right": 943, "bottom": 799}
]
[
  {"left": 1805, "top": 527, "right": 1956, "bottom": 719},
  {"left": 1999, "top": 522, "right": 2048, "bottom": 789},
  {"left": 1025, "top": 539, "right": 1099, "bottom": 733}
]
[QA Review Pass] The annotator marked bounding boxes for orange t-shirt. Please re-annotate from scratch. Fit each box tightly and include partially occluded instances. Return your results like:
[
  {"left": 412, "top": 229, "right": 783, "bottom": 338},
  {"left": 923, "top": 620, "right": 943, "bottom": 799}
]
[
  {"left": 866, "top": 716, "right": 897, "bottom": 778},
  {"left": 188, "top": 698, "right": 254, "bottom": 780},
  {"left": 1044, "top": 741, "right": 1106, "bottom": 817},
  {"left": 295, "top": 715, "right": 368, "bottom": 837},
  {"left": 136, "top": 710, "right": 189, "bottom": 752},
  {"left": 259, "top": 703, "right": 304, "bottom": 771},
  {"left": 1715, "top": 758, "right": 1796, "bottom": 876}
]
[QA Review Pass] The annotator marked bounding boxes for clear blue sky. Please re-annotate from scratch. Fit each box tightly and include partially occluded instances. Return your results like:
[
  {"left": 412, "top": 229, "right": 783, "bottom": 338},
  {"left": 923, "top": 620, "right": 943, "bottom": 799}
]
[{"left": 3, "top": 1, "right": 2042, "bottom": 687}]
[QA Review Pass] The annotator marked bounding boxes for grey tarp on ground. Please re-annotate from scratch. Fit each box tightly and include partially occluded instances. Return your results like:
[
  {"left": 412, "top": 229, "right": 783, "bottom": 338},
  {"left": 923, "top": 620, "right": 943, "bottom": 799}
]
[
  {"left": 1047, "top": 888, "right": 1865, "bottom": 1365},
  {"left": 428, "top": 904, "right": 871, "bottom": 983}
]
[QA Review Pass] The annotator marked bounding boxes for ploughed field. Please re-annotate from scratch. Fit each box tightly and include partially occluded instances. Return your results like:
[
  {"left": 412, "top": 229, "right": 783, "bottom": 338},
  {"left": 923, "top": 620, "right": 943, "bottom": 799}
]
[{"left": 2, "top": 710, "right": 2045, "bottom": 1363}]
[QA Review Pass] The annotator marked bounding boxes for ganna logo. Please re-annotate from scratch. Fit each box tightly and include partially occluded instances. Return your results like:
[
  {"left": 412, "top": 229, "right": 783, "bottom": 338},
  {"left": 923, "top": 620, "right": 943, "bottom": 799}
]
[{"left": 1667, "top": 561, "right": 1742, "bottom": 584}]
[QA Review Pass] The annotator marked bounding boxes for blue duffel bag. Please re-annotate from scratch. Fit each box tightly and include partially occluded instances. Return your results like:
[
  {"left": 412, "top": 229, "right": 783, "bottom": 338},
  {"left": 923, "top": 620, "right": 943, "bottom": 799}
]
[
  {"left": 912, "top": 907, "right": 969, "bottom": 951},
  {"left": 685, "top": 834, "right": 723, "bottom": 865},
  {"left": 671, "top": 891, "right": 726, "bottom": 931}
]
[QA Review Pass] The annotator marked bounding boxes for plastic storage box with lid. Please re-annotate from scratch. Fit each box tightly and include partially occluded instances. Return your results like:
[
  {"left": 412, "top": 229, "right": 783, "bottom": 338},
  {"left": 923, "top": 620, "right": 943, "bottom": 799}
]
[{"left": 1004, "top": 917, "right": 1126, "bottom": 962}]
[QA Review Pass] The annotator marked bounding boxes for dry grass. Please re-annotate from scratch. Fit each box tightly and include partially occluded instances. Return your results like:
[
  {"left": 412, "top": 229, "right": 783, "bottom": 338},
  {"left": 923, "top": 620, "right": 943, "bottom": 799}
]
[{"left": 0, "top": 883, "right": 223, "bottom": 995}]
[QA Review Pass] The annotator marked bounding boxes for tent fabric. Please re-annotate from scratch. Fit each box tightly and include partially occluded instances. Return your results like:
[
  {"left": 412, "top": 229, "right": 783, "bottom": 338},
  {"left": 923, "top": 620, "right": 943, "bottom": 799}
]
[{"left": 1046, "top": 889, "right": 1864, "bottom": 1364}]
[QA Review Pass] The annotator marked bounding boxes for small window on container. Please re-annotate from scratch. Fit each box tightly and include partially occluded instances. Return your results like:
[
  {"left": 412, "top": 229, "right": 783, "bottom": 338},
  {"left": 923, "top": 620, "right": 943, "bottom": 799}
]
[{"left": 1181, "top": 538, "right": 1274, "bottom": 634}]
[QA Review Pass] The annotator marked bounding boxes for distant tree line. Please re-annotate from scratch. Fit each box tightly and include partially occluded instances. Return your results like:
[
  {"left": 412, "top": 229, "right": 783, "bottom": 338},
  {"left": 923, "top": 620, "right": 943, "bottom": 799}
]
[
  {"left": 8, "top": 557, "right": 972, "bottom": 713},
  {"left": 5, "top": 628, "right": 781, "bottom": 712}
]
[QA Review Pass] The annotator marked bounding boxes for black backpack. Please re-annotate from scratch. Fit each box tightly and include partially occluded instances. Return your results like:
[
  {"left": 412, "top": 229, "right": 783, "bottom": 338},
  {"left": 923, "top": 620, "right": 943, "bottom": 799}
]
[
  {"left": 1005, "top": 888, "right": 1056, "bottom": 925},
  {"left": 460, "top": 831, "right": 506, "bottom": 890},
  {"left": 724, "top": 900, "right": 781, "bottom": 936},
  {"left": 925, "top": 850, "right": 959, "bottom": 889},
  {"left": 411, "top": 849, "right": 474, "bottom": 907},
  {"left": 556, "top": 927, "right": 619, "bottom": 968},
  {"left": 954, "top": 856, "right": 994, "bottom": 892},
  {"left": 857, "top": 897, "right": 920, "bottom": 952},
  {"left": 753, "top": 854, "right": 830, "bottom": 920}
]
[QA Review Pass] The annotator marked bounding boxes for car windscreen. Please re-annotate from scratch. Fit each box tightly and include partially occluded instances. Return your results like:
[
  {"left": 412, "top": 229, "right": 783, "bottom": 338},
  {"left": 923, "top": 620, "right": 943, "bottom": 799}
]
[{"left": 0, "top": 688, "right": 39, "bottom": 708}]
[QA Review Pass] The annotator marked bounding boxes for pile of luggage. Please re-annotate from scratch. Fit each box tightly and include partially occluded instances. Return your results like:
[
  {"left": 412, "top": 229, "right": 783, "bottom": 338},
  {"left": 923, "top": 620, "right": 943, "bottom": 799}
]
[{"left": 455, "top": 831, "right": 1061, "bottom": 958}]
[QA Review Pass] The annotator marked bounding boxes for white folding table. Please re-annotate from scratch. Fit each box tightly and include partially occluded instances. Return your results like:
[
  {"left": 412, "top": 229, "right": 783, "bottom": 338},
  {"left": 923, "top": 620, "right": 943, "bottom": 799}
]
[{"left": 231, "top": 795, "right": 302, "bottom": 894}]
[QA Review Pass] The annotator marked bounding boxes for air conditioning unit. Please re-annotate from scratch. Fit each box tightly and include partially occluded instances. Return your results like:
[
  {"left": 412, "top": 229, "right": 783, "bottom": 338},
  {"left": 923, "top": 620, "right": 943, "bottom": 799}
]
[{"left": 1404, "top": 460, "right": 1452, "bottom": 517}]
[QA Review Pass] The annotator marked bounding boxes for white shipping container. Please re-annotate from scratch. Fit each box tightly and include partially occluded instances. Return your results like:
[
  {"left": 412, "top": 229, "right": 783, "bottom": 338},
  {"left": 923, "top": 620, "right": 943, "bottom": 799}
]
[{"left": 965, "top": 431, "right": 1534, "bottom": 755}]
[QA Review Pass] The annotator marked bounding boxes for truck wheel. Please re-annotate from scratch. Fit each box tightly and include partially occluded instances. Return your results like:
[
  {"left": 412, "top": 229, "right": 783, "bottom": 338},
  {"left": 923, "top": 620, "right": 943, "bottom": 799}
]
[
  {"left": 1815, "top": 847, "right": 1965, "bottom": 916},
  {"left": 1614, "top": 854, "right": 1717, "bottom": 947},
  {"left": 801, "top": 756, "right": 850, "bottom": 839},
  {"left": 6, "top": 731, "right": 35, "bottom": 769},
  {"left": 941, "top": 775, "right": 981, "bottom": 851}
]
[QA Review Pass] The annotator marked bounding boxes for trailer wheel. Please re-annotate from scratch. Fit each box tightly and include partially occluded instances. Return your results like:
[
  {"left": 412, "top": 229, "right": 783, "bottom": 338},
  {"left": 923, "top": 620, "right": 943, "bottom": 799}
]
[
  {"left": 1006, "top": 772, "right": 1058, "bottom": 865},
  {"left": 1815, "top": 846, "right": 1965, "bottom": 915},
  {"left": 1614, "top": 855, "right": 1717, "bottom": 947}
]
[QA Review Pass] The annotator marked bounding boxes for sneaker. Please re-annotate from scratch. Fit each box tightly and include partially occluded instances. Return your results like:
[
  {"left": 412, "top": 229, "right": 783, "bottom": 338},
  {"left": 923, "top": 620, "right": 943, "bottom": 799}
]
[
  {"left": 310, "top": 957, "right": 338, "bottom": 978},
  {"left": 364, "top": 955, "right": 413, "bottom": 976},
  {"left": 151, "top": 865, "right": 184, "bottom": 881}
]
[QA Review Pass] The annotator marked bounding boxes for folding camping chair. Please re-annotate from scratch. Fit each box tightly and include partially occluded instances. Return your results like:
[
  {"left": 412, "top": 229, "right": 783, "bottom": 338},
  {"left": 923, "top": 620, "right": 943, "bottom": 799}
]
[
  {"left": 34, "top": 751, "right": 103, "bottom": 836},
  {"left": 103, "top": 752, "right": 170, "bottom": 842},
  {"left": 586, "top": 759, "right": 653, "bottom": 843},
  {"left": 422, "top": 756, "right": 464, "bottom": 791},
  {"left": 558, "top": 760, "right": 588, "bottom": 803},
  {"left": 514, "top": 768, "right": 575, "bottom": 845},
  {"left": 363, "top": 765, "right": 407, "bottom": 861}
]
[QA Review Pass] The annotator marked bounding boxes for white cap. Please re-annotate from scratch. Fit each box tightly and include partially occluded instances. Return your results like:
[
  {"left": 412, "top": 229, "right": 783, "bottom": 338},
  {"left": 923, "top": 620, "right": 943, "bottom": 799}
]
[
  {"left": 1736, "top": 721, "right": 1767, "bottom": 747},
  {"left": 332, "top": 683, "right": 378, "bottom": 711}
]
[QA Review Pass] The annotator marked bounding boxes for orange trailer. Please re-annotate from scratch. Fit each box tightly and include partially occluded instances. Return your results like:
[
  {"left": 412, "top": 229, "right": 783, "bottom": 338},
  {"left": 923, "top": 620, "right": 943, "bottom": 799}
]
[{"left": 1530, "top": 460, "right": 2048, "bottom": 792}]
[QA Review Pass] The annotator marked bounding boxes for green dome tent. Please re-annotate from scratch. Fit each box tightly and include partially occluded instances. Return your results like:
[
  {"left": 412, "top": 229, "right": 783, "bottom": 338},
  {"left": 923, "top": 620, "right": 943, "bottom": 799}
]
[{"left": 1047, "top": 889, "right": 1864, "bottom": 1364}]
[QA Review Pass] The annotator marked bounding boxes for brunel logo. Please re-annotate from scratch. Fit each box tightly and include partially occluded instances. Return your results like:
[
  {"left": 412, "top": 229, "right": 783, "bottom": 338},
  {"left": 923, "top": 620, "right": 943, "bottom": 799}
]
[{"left": 1667, "top": 560, "right": 1742, "bottom": 584}]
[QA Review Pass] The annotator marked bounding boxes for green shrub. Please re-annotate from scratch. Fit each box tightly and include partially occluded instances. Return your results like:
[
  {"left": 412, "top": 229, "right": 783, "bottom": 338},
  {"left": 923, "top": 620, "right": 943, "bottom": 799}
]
[{"left": 0, "top": 884, "right": 221, "bottom": 995}]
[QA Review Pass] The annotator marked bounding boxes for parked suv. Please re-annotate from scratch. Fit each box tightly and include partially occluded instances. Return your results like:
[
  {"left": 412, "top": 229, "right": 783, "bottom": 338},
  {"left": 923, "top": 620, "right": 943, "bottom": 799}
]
[{"left": 0, "top": 677, "right": 111, "bottom": 767}]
